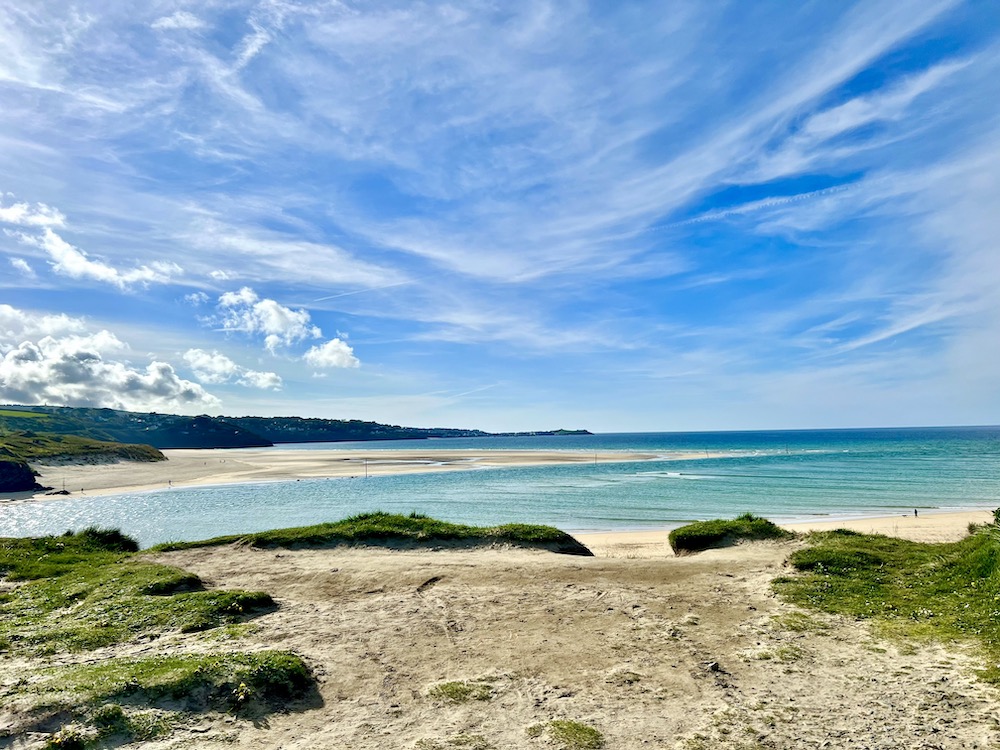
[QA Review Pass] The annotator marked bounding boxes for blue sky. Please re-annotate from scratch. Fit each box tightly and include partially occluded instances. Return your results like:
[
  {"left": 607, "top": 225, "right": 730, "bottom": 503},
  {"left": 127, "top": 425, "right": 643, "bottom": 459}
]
[{"left": 1, "top": 1, "right": 999, "bottom": 432}]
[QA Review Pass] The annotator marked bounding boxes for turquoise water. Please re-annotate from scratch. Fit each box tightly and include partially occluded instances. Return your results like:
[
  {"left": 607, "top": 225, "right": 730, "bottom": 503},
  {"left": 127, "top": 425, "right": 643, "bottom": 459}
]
[{"left": 2, "top": 427, "right": 999, "bottom": 548}]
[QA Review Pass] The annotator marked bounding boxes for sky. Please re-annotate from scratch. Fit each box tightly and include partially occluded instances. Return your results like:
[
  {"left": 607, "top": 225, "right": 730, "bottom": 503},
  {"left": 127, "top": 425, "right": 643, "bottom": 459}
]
[{"left": 1, "top": 1, "right": 999, "bottom": 433}]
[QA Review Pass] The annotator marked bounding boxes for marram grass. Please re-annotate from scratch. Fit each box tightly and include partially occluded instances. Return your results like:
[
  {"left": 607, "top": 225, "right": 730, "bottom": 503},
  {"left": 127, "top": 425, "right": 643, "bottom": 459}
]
[
  {"left": 153, "top": 511, "right": 593, "bottom": 556},
  {"left": 668, "top": 512, "right": 795, "bottom": 554}
]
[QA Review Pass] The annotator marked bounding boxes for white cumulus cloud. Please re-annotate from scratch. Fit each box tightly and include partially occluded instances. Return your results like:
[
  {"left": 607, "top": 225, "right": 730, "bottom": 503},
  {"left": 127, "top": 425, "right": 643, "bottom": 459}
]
[
  {"left": 0, "top": 312, "right": 219, "bottom": 411},
  {"left": 0, "top": 303, "right": 87, "bottom": 339},
  {"left": 182, "top": 348, "right": 282, "bottom": 390},
  {"left": 1, "top": 193, "right": 181, "bottom": 290},
  {"left": 303, "top": 338, "right": 360, "bottom": 369},
  {"left": 9, "top": 258, "right": 35, "bottom": 277},
  {"left": 237, "top": 369, "right": 283, "bottom": 389},
  {"left": 22, "top": 228, "right": 182, "bottom": 290},
  {"left": 217, "top": 287, "right": 321, "bottom": 352},
  {"left": 0, "top": 195, "right": 66, "bottom": 228}
]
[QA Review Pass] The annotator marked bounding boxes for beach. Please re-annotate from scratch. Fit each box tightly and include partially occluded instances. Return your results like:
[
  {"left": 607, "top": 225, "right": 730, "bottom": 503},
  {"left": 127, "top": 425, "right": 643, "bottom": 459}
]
[
  {"left": 13, "top": 449, "right": 994, "bottom": 546},
  {"left": 18, "top": 447, "right": 671, "bottom": 500},
  {"left": 6, "top": 532, "right": 995, "bottom": 748},
  {"left": 3, "top": 452, "right": 999, "bottom": 748}
]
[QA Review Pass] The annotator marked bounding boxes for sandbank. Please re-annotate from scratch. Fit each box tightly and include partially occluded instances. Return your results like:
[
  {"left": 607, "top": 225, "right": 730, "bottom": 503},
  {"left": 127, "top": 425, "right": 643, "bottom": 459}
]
[{"left": 6, "top": 446, "right": 695, "bottom": 501}]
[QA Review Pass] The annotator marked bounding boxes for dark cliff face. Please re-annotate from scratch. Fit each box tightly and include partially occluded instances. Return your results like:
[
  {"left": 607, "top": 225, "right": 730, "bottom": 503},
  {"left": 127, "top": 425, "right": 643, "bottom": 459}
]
[{"left": 0, "top": 458, "right": 42, "bottom": 492}]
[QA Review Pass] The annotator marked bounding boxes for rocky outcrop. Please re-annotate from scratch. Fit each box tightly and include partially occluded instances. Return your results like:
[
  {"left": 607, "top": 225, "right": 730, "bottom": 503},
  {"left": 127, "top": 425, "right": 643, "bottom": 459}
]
[{"left": 0, "top": 457, "right": 43, "bottom": 492}]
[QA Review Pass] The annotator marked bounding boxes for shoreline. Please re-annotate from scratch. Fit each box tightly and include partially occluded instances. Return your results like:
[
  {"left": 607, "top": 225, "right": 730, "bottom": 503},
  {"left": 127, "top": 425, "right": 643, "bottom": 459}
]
[
  {"left": 3, "top": 448, "right": 994, "bottom": 549},
  {"left": 1, "top": 447, "right": 713, "bottom": 502}
]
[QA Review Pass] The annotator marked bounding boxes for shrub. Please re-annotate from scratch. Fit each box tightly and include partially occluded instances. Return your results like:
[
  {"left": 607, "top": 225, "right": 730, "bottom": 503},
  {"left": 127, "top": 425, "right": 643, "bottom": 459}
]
[
  {"left": 74, "top": 526, "right": 140, "bottom": 553},
  {"left": 529, "top": 720, "right": 605, "bottom": 750}
]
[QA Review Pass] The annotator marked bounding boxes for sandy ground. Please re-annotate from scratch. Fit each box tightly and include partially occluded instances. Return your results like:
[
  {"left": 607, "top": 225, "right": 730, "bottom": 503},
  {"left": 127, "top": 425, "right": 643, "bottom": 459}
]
[{"left": 5, "top": 518, "right": 999, "bottom": 749}]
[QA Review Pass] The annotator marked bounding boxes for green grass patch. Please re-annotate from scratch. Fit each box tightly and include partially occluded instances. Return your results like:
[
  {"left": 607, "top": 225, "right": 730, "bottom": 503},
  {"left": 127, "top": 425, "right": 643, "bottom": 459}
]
[
  {"left": 25, "top": 651, "right": 313, "bottom": 708},
  {"left": 428, "top": 680, "right": 493, "bottom": 703},
  {"left": 7, "top": 651, "right": 314, "bottom": 746},
  {"left": 527, "top": 720, "right": 604, "bottom": 749},
  {"left": 0, "top": 431, "right": 164, "bottom": 464},
  {"left": 153, "top": 511, "right": 593, "bottom": 556},
  {"left": 0, "top": 529, "right": 274, "bottom": 654},
  {"left": 0, "top": 408, "right": 50, "bottom": 420},
  {"left": 774, "top": 524, "right": 1000, "bottom": 682},
  {"left": 668, "top": 513, "right": 795, "bottom": 554}
]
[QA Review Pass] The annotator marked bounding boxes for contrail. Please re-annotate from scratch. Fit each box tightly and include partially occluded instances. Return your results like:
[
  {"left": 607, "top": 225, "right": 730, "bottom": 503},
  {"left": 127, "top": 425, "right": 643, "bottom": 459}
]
[{"left": 313, "top": 280, "right": 413, "bottom": 302}]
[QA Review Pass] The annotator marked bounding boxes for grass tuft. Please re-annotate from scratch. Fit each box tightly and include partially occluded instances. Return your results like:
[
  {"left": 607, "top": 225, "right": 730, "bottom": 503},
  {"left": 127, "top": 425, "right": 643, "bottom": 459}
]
[
  {"left": 528, "top": 720, "right": 604, "bottom": 749},
  {"left": 26, "top": 651, "right": 314, "bottom": 708},
  {"left": 13, "top": 652, "right": 313, "bottom": 745},
  {"left": 428, "top": 680, "right": 493, "bottom": 703},
  {"left": 668, "top": 513, "right": 795, "bottom": 554}
]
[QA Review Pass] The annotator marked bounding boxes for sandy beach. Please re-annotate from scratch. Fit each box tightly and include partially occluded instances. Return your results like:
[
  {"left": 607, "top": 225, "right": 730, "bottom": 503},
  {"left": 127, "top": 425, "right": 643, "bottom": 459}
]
[
  {"left": 7, "top": 532, "right": 997, "bottom": 749},
  {"left": 3, "top": 453, "right": 998, "bottom": 748},
  {"left": 16, "top": 447, "right": 674, "bottom": 500},
  {"left": 575, "top": 509, "right": 996, "bottom": 557}
]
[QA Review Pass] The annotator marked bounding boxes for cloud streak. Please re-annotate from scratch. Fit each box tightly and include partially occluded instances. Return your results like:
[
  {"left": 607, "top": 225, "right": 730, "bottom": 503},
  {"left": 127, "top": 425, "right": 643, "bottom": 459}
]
[{"left": 0, "top": 1, "right": 996, "bottom": 427}]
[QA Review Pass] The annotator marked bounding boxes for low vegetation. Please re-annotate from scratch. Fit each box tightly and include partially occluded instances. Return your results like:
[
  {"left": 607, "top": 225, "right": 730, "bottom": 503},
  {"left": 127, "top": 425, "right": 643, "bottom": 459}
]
[
  {"left": 8, "top": 651, "right": 313, "bottom": 747},
  {"left": 428, "top": 680, "right": 494, "bottom": 703},
  {"left": 153, "top": 511, "right": 594, "bottom": 556},
  {"left": 527, "top": 720, "right": 605, "bottom": 749},
  {"left": 0, "top": 527, "right": 316, "bottom": 747},
  {"left": 773, "top": 514, "right": 1000, "bottom": 682},
  {"left": 28, "top": 650, "right": 313, "bottom": 708},
  {"left": 0, "top": 528, "right": 274, "bottom": 654},
  {"left": 668, "top": 513, "right": 795, "bottom": 554},
  {"left": 0, "top": 431, "right": 164, "bottom": 464},
  {"left": 415, "top": 735, "right": 493, "bottom": 750}
]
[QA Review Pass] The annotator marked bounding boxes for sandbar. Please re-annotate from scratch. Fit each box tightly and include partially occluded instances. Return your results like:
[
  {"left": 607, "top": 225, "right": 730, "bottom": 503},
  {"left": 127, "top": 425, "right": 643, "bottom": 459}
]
[{"left": 10, "top": 447, "right": 681, "bottom": 500}]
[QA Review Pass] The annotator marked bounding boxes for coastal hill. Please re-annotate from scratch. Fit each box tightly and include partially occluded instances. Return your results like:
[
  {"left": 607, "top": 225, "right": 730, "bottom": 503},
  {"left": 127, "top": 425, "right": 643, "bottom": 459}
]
[
  {"left": 0, "top": 425, "right": 166, "bottom": 493},
  {"left": 0, "top": 404, "right": 590, "bottom": 449},
  {"left": 0, "top": 404, "right": 590, "bottom": 491}
]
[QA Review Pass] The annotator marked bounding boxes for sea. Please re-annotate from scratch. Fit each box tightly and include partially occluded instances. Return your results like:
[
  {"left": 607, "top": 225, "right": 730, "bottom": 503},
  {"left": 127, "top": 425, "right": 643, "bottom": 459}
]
[{"left": 2, "top": 427, "right": 999, "bottom": 548}]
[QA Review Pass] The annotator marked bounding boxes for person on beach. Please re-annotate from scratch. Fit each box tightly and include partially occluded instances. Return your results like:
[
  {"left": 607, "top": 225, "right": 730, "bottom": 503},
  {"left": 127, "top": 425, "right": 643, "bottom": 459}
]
[{"left": 914, "top": 508, "right": 918, "bottom": 517}]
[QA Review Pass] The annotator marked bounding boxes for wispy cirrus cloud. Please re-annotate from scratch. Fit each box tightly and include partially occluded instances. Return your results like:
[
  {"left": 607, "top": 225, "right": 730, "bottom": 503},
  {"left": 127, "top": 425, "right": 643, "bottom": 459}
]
[{"left": 0, "top": 0, "right": 996, "bottom": 426}]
